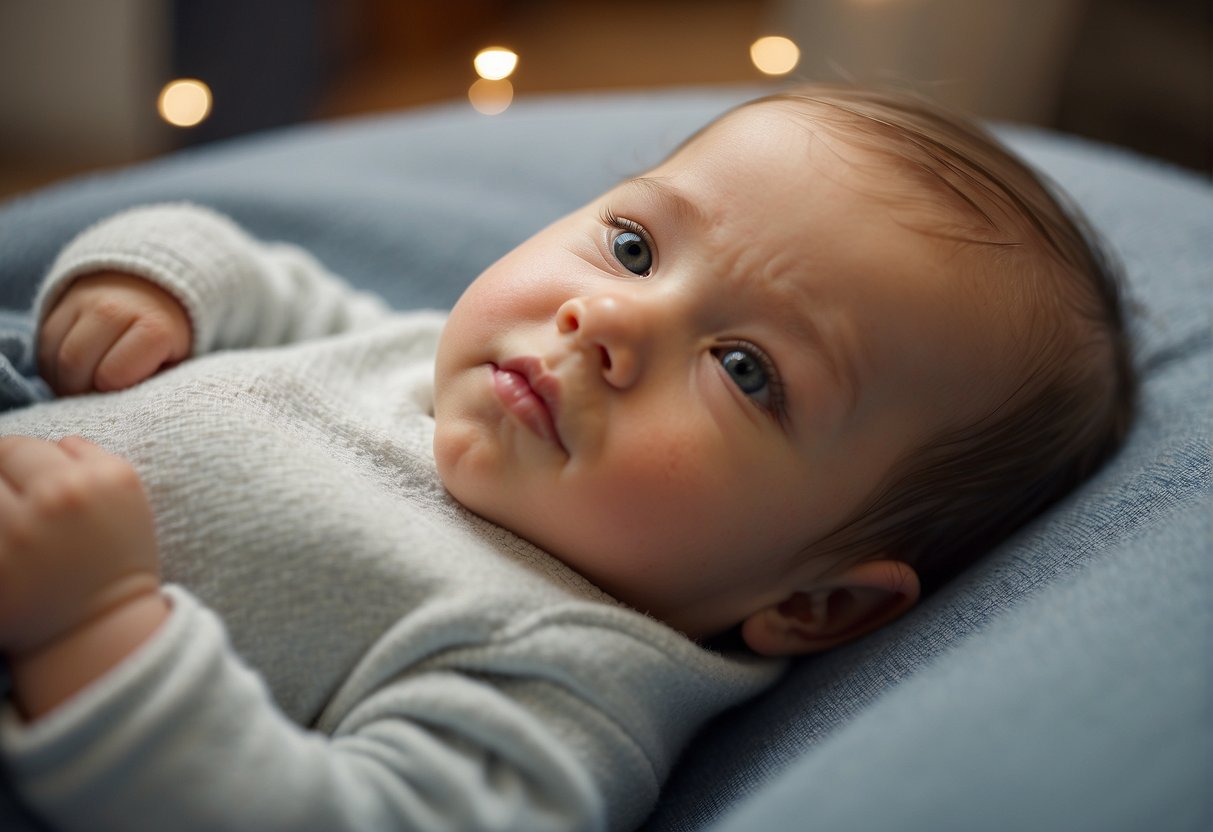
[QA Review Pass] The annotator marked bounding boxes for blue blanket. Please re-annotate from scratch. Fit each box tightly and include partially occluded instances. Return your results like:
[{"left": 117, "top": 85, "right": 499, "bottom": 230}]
[{"left": 0, "top": 311, "right": 49, "bottom": 411}]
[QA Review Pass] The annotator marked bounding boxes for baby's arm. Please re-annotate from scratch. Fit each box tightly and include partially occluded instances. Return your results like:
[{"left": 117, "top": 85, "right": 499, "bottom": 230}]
[
  {"left": 34, "top": 203, "right": 392, "bottom": 394},
  {"left": 37, "top": 273, "right": 191, "bottom": 396},
  {"left": 0, "top": 435, "right": 168, "bottom": 719}
]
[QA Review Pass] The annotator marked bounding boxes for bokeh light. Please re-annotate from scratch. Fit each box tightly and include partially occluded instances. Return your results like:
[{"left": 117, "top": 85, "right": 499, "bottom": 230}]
[
  {"left": 749, "top": 36, "right": 800, "bottom": 76},
  {"left": 468, "top": 78, "right": 514, "bottom": 115},
  {"left": 157, "top": 79, "right": 212, "bottom": 127},
  {"left": 473, "top": 47, "right": 519, "bottom": 81}
]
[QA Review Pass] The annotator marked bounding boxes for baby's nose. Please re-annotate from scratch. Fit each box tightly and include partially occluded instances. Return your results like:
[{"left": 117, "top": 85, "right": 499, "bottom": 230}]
[{"left": 556, "top": 294, "right": 648, "bottom": 389}]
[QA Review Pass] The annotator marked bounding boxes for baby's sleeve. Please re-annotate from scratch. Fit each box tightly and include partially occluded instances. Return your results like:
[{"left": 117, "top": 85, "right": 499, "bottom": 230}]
[
  {"left": 33, "top": 203, "right": 393, "bottom": 357},
  {"left": 0, "top": 587, "right": 606, "bottom": 832}
]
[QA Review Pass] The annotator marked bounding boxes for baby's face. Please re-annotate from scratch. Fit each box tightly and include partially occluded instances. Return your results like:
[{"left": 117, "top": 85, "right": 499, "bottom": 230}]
[{"left": 433, "top": 103, "right": 1015, "bottom": 639}]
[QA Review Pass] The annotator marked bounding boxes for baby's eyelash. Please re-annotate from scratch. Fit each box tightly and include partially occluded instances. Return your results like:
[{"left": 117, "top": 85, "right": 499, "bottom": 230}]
[{"left": 598, "top": 207, "right": 655, "bottom": 247}]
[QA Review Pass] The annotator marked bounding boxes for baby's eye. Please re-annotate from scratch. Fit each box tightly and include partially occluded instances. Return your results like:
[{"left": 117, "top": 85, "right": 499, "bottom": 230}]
[
  {"left": 720, "top": 349, "right": 768, "bottom": 399},
  {"left": 612, "top": 231, "right": 652, "bottom": 275},
  {"left": 713, "top": 342, "right": 785, "bottom": 417},
  {"left": 599, "top": 208, "right": 655, "bottom": 276}
]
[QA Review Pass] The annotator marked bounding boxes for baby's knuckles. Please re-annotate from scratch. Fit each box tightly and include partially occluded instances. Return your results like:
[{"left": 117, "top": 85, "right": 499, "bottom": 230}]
[
  {"left": 89, "top": 293, "right": 136, "bottom": 328},
  {"left": 131, "top": 312, "right": 179, "bottom": 347},
  {"left": 52, "top": 334, "right": 96, "bottom": 387}
]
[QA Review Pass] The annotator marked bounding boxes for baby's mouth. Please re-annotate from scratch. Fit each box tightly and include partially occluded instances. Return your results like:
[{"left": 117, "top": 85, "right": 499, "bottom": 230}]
[{"left": 490, "top": 360, "right": 566, "bottom": 452}]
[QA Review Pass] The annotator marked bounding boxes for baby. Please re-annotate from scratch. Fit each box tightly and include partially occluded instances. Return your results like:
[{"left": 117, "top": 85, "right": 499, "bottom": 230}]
[{"left": 0, "top": 85, "right": 1132, "bottom": 831}]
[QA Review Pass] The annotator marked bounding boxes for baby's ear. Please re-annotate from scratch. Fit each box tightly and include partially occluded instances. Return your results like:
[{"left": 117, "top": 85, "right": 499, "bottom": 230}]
[{"left": 740, "top": 560, "right": 920, "bottom": 657}]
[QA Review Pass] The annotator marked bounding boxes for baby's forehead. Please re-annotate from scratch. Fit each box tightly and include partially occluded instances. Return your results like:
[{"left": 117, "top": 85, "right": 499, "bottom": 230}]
[
  {"left": 633, "top": 100, "right": 1068, "bottom": 302},
  {"left": 668, "top": 101, "right": 881, "bottom": 170},
  {"left": 653, "top": 108, "right": 1045, "bottom": 307},
  {"left": 650, "top": 113, "right": 954, "bottom": 258},
  {"left": 659, "top": 106, "right": 921, "bottom": 218},
  {"left": 668, "top": 99, "right": 1022, "bottom": 246}
]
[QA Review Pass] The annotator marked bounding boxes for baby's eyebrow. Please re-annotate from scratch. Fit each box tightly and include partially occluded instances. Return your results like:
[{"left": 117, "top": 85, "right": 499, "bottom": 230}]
[{"left": 620, "top": 176, "right": 707, "bottom": 228}]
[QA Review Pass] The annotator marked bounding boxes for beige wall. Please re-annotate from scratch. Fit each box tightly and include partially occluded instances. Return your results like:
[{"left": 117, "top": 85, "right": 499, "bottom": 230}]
[
  {"left": 0, "top": 0, "right": 170, "bottom": 166},
  {"left": 766, "top": 0, "right": 1089, "bottom": 123}
]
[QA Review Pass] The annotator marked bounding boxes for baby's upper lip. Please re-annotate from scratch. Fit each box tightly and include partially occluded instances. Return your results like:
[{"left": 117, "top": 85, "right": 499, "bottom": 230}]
[{"left": 498, "top": 356, "right": 565, "bottom": 446}]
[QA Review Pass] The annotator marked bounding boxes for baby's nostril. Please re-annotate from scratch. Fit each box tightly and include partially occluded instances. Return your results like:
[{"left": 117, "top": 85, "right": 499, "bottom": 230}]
[
  {"left": 557, "top": 307, "right": 580, "bottom": 333},
  {"left": 599, "top": 346, "right": 612, "bottom": 370}
]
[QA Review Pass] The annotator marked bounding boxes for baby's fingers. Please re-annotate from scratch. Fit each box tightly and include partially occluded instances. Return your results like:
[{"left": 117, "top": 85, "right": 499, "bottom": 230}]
[
  {"left": 0, "top": 435, "right": 72, "bottom": 492},
  {"left": 56, "top": 435, "right": 106, "bottom": 460},
  {"left": 36, "top": 301, "right": 79, "bottom": 392},
  {"left": 48, "top": 307, "right": 131, "bottom": 396},
  {"left": 93, "top": 316, "right": 188, "bottom": 393},
  {"left": 0, "top": 441, "right": 21, "bottom": 515}
]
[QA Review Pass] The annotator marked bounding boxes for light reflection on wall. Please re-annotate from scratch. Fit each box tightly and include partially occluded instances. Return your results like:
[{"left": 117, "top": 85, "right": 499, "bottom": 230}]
[
  {"left": 469, "top": 46, "right": 518, "bottom": 115},
  {"left": 468, "top": 79, "right": 513, "bottom": 115},
  {"left": 157, "top": 78, "right": 212, "bottom": 127},
  {"left": 750, "top": 36, "right": 800, "bottom": 76},
  {"left": 474, "top": 47, "right": 518, "bottom": 81}
]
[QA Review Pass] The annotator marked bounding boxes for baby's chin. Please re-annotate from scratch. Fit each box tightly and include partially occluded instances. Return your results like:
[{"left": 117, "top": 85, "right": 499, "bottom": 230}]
[
  {"left": 430, "top": 420, "right": 517, "bottom": 524},
  {"left": 431, "top": 435, "right": 557, "bottom": 544},
  {"left": 431, "top": 418, "right": 477, "bottom": 497}
]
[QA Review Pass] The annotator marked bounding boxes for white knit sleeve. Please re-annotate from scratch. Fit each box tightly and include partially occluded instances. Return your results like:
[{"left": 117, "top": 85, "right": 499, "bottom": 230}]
[
  {"left": 33, "top": 203, "right": 393, "bottom": 357},
  {"left": 0, "top": 587, "right": 604, "bottom": 832}
]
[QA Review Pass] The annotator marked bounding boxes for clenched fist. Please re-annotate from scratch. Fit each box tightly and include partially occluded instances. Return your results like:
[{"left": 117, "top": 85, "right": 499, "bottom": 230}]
[
  {"left": 38, "top": 272, "right": 192, "bottom": 396},
  {"left": 0, "top": 435, "right": 162, "bottom": 657}
]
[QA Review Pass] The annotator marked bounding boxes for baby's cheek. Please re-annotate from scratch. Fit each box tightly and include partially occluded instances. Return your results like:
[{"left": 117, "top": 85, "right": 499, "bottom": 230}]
[
  {"left": 589, "top": 434, "right": 730, "bottom": 534},
  {"left": 630, "top": 430, "right": 708, "bottom": 488},
  {"left": 596, "top": 423, "right": 717, "bottom": 492}
]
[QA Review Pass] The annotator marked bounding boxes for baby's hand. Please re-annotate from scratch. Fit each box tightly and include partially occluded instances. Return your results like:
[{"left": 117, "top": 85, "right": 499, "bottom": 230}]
[
  {"left": 0, "top": 435, "right": 162, "bottom": 657},
  {"left": 38, "top": 272, "right": 191, "bottom": 396}
]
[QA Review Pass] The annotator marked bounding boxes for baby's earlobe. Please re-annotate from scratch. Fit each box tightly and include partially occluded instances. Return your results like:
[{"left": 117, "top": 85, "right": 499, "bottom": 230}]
[{"left": 739, "top": 605, "right": 803, "bottom": 657}]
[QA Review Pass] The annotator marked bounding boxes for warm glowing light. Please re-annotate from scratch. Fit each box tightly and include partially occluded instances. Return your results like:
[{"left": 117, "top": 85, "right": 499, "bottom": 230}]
[
  {"left": 468, "top": 78, "right": 513, "bottom": 115},
  {"left": 157, "top": 78, "right": 212, "bottom": 127},
  {"left": 473, "top": 47, "right": 518, "bottom": 81},
  {"left": 750, "top": 36, "right": 800, "bottom": 76}
]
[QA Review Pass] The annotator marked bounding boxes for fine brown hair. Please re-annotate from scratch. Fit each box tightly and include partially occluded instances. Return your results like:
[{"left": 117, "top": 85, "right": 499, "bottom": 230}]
[{"left": 715, "top": 84, "right": 1136, "bottom": 592}]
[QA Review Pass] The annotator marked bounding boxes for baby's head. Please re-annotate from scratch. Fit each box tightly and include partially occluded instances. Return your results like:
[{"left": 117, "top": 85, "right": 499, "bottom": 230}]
[{"left": 432, "top": 84, "right": 1133, "bottom": 654}]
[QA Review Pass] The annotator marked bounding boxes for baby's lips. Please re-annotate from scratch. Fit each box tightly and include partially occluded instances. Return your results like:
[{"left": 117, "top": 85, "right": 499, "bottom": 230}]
[{"left": 493, "top": 359, "right": 566, "bottom": 451}]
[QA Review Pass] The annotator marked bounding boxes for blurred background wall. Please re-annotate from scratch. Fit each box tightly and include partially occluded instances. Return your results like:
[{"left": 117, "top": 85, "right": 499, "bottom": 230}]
[{"left": 1, "top": 0, "right": 1209, "bottom": 201}]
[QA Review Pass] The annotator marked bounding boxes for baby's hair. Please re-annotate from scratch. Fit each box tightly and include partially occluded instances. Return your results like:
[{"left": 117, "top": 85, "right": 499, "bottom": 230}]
[{"left": 702, "top": 84, "right": 1136, "bottom": 592}]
